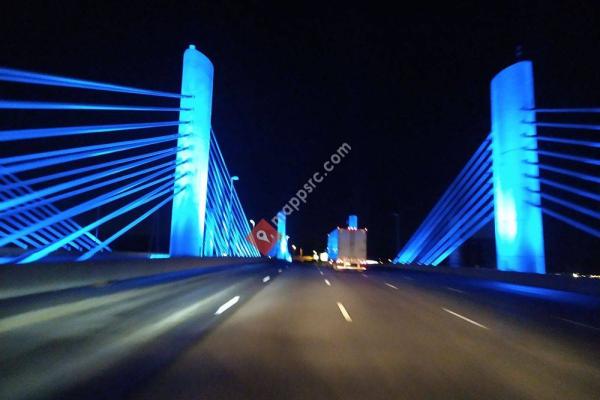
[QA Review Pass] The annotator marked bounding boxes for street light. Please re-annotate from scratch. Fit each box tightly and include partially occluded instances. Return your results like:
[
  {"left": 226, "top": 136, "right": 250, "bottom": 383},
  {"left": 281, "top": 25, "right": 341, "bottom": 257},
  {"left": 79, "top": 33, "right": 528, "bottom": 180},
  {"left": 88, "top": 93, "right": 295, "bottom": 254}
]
[{"left": 227, "top": 176, "right": 240, "bottom": 256}]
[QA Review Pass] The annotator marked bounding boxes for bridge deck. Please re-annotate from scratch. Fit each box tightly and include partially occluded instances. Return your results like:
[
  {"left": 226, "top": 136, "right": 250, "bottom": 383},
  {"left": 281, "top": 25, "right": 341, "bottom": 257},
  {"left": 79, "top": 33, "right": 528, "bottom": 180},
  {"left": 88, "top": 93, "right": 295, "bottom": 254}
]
[{"left": 1, "top": 263, "right": 599, "bottom": 399}]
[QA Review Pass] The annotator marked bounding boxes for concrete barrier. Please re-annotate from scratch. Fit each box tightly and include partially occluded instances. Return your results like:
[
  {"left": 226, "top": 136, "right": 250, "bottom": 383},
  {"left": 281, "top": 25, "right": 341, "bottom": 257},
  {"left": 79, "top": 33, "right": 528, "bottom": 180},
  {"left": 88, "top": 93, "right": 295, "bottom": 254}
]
[
  {"left": 0, "top": 257, "right": 267, "bottom": 300},
  {"left": 377, "top": 264, "right": 600, "bottom": 296}
]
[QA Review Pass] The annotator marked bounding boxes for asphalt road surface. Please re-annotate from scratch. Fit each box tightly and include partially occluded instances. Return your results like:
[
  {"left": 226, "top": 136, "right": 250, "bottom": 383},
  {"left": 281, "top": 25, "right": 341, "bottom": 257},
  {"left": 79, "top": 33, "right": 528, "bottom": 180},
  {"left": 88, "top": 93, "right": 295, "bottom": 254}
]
[{"left": 1, "top": 262, "right": 599, "bottom": 399}]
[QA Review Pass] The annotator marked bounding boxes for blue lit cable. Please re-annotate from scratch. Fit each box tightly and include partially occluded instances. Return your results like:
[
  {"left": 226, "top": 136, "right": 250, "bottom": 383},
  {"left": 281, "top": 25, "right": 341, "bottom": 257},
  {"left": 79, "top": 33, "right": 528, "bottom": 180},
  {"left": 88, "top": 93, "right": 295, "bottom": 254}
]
[
  {"left": 400, "top": 145, "right": 492, "bottom": 263},
  {"left": 420, "top": 184, "right": 494, "bottom": 264},
  {"left": 398, "top": 135, "right": 492, "bottom": 262},
  {"left": 0, "top": 160, "right": 182, "bottom": 223},
  {"left": 18, "top": 179, "right": 183, "bottom": 263},
  {"left": 0, "top": 167, "right": 182, "bottom": 248},
  {"left": 430, "top": 208, "right": 494, "bottom": 266},
  {"left": 0, "top": 148, "right": 183, "bottom": 213},
  {"left": 0, "top": 133, "right": 182, "bottom": 166},
  {"left": 525, "top": 175, "right": 600, "bottom": 202},
  {"left": 3, "top": 147, "right": 180, "bottom": 192},
  {"left": 0, "top": 176, "right": 81, "bottom": 250},
  {"left": 533, "top": 149, "right": 600, "bottom": 166},
  {"left": 527, "top": 121, "right": 600, "bottom": 131},
  {"left": 1, "top": 172, "right": 102, "bottom": 250},
  {"left": 77, "top": 188, "right": 184, "bottom": 261},
  {"left": 533, "top": 191, "right": 600, "bottom": 220},
  {"left": 524, "top": 162, "right": 600, "bottom": 184},
  {"left": 397, "top": 136, "right": 491, "bottom": 262},
  {"left": 0, "top": 67, "right": 190, "bottom": 99},
  {"left": 531, "top": 204, "right": 600, "bottom": 238},
  {"left": 0, "top": 100, "right": 190, "bottom": 112},
  {"left": 414, "top": 168, "right": 493, "bottom": 262},
  {"left": 531, "top": 108, "right": 600, "bottom": 113},
  {"left": 0, "top": 224, "right": 28, "bottom": 249},
  {"left": 0, "top": 120, "right": 188, "bottom": 142},
  {"left": 530, "top": 136, "right": 600, "bottom": 148},
  {"left": 1, "top": 135, "right": 183, "bottom": 176}
]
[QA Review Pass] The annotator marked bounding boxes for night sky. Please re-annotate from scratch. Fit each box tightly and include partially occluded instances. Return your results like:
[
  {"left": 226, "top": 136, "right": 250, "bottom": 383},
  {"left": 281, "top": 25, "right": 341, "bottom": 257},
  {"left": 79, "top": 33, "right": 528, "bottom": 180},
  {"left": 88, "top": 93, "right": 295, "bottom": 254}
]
[{"left": 1, "top": 2, "right": 599, "bottom": 269}]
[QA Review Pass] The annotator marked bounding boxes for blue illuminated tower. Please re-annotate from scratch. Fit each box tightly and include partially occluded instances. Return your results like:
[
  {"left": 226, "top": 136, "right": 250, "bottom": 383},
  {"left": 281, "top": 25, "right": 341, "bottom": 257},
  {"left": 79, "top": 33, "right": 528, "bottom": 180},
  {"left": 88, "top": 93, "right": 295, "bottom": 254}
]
[
  {"left": 170, "top": 45, "right": 214, "bottom": 256},
  {"left": 348, "top": 215, "right": 358, "bottom": 229},
  {"left": 491, "top": 61, "right": 545, "bottom": 273},
  {"left": 276, "top": 211, "right": 291, "bottom": 261}
]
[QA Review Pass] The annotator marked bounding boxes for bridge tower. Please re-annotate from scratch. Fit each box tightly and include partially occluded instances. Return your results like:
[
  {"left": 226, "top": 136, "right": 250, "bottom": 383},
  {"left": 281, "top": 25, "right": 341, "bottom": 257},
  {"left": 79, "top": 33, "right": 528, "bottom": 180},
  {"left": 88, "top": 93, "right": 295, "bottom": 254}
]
[
  {"left": 491, "top": 61, "right": 545, "bottom": 273},
  {"left": 170, "top": 45, "right": 214, "bottom": 256}
]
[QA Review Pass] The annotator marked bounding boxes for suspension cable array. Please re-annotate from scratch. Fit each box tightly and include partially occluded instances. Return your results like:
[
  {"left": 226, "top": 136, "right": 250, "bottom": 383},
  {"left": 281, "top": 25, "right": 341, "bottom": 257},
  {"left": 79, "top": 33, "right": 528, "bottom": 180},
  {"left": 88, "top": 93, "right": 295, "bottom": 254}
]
[
  {"left": 524, "top": 108, "right": 600, "bottom": 238},
  {"left": 203, "top": 130, "right": 260, "bottom": 257},
  {"left": 395, "top": 135, "right": 494, "bottom": 265},
  {"left": 0, "top": 66, "right": 256, "bottom": 263}
]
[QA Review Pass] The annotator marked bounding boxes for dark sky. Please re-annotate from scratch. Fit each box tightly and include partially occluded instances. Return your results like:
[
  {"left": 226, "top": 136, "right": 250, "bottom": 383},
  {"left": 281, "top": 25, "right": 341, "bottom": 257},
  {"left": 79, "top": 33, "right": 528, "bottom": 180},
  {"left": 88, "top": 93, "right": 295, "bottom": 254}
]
[{"left": 1, "top": 2, "right": 599, "bottom": 263}]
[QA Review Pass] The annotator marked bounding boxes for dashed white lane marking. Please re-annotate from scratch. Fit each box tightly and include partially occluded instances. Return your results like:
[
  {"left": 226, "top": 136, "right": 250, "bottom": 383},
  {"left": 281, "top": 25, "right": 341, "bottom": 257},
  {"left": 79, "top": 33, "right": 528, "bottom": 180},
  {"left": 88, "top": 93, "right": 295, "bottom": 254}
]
[
  {"left": 557, "top": 317, "right": 600, "bottom": 332},
  {"left": 442, "top": 308, "right": 489, "bottom": 330},
  {"left": 319, "top": 270, "right": 324, "bottom": 276},
  {"left": 403, "top": 276, "right": 414, "bottom": 281},
  {"left": 215, "top": 296, "right": 240, "bottom": 315},
  {"left": 337, "top": 302, "right": 352, "bottom": 322},
  {"left": 361, "top": 273, "right": 368, "bottom": 278},
  {"left": 446, "top": 287, "right": 465, "bottom": 294},
  {"left": 324, "top": 279, "right": 331, "bottom": 286},
  {"left": 278, "top": 269, "right": 282, "bottom": 273},
  {"left": 385, "top": 282, "right": 398, "bottom": 290},
  {"left": 262, "top": 276, "right": 271, "bottom": 283}
]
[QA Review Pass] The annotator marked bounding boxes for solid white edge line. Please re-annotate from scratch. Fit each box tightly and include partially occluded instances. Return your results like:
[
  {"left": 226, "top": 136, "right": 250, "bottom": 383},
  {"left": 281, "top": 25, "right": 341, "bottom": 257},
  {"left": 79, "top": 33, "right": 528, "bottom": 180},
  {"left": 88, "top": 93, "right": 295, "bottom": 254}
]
[
  {"left": 337, "top": 302, "right": 352, "bottom": 322},
  {"left": 442, "top": 307, "right": 489, "bottom": 330},
  {"left": 215, "top": 296, "right": 240, "bottom": 315},
  {"left": 324, "top": 279, "right": 331, "bottom": 286},
  {"left": 385, "top": 282, "right": 398, "bottom": 290},
  {"left": 262, "top": 276, "right": 271, "bottom": 283}
]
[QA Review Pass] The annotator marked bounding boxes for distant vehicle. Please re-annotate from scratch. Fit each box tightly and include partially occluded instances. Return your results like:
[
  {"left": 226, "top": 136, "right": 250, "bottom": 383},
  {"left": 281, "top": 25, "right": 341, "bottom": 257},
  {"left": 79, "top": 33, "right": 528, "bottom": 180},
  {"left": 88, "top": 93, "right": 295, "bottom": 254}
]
[{"left": 327, "top": 215, "right": 367, "bottom": 271}]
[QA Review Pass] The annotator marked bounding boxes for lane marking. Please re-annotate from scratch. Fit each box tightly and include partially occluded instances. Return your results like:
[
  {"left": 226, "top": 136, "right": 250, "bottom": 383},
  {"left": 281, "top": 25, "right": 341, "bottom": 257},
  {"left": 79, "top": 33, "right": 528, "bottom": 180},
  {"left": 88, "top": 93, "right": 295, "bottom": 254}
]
[
  {"left": 403, "top": 276, "right": 414, "bottom": 281},
  {"left": 557, "top": 317, "right": 600, "bottom": 332},
  {"left": 324, "top": 279, "right": 331, "bottom": 286},
  {"left": 337, "top": 302, "right": 352, "bottom": 322},
  {"left": 361, "top": 273, "right": 368, "bottom": 278},
  {"left": 442, "top": 308, "right": 489, "bottom": 330},
  {"left": 262, "top": 275, "right": 271, "bottom": 283},
  {"left": 215, "top": 296, "right": 240, "bottom": 315},
  {"left": 278, "top": 269, "right": 282, "bottom": 273},
  {"left": 319, "top": 270, "right": 324, "bottom": 276},
  {"left": 385, "top": 282, "right": 398, "bottom": 290},
  {"left": 446, "top": 287, "right": 465, "bottom": 294}
]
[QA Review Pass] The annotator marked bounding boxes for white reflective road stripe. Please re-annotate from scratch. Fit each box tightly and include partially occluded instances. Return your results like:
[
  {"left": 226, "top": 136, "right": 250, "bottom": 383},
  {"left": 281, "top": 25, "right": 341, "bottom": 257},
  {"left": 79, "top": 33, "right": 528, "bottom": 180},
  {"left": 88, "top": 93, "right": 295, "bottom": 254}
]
[
  {"left": 337, "top": 302, "right": 352, "bottom": 322},
  {"left": 215, "top": 296, "right": 240, "bottom": 315},
  {"left": 442, "top": 308, "right": 488, "bottom": 329}
]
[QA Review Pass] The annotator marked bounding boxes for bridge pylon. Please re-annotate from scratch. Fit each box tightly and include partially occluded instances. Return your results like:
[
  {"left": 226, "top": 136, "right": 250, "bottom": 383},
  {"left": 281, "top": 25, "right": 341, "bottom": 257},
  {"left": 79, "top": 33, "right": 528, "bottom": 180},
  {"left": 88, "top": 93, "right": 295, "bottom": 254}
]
[
  {"left": 491, "top": 61, "right": 545, "bottom": 273},
  {"left": 170, "top": 45, "right": 214, "bottom": 256}
]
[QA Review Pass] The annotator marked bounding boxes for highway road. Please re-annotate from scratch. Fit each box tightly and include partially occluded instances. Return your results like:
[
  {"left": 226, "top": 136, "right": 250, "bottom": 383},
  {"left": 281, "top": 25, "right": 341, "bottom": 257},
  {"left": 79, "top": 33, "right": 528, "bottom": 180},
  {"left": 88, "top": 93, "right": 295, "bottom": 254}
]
[{"left": 1, "top": 262, "right": 600, "bottom": 399}]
